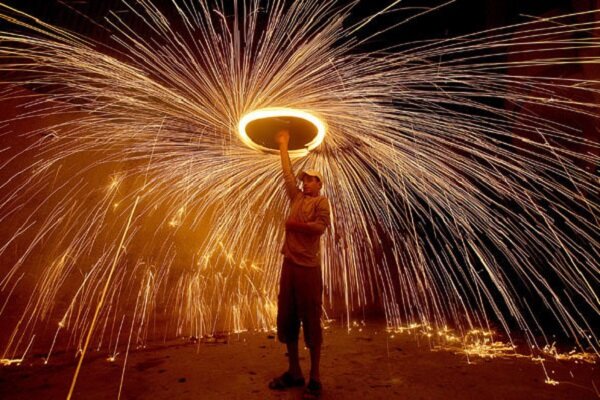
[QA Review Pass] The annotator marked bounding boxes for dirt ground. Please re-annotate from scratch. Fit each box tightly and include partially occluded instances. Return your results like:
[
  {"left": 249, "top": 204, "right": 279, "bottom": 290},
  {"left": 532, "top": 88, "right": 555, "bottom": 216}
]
[{"left": 0, "top": 324, "right": 598, "bottom": 400}]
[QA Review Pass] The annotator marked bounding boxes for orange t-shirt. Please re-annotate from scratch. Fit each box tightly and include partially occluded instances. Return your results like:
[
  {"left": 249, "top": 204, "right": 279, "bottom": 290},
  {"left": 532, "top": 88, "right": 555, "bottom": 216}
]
[{"left": 281, "top": 171, "right": 330, "bottom": 267}]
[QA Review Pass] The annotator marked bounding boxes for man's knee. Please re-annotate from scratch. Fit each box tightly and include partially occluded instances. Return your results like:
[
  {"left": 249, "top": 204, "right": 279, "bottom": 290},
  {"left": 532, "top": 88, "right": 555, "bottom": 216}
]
[
  {"left": 277, "top": 313, "right": 301, "bottom": 344},
  {"left": 302, "top": 316, "right": 323, "bottom": 348}
]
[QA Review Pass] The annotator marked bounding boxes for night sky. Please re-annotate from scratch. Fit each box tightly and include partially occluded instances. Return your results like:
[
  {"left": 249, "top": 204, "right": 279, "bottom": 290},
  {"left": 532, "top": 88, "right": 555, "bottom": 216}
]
[{"left": 0, "top": 1, "right": 590, "bottom": 46}]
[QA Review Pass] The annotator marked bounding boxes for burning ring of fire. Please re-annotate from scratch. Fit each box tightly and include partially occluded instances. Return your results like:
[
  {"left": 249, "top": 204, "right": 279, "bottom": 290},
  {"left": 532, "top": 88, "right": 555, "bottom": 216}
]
[{"left": 238, "top": 108, "right": 326, "bottom": 156}]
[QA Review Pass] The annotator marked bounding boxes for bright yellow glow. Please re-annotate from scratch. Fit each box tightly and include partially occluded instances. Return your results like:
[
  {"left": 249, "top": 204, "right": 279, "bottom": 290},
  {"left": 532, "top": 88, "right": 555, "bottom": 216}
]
[
  {"left": 238, "top": 108, "right": 326, "bottom": 156},
  {"left": 0, "top": 358, "right": 22, "bottom": 366}
]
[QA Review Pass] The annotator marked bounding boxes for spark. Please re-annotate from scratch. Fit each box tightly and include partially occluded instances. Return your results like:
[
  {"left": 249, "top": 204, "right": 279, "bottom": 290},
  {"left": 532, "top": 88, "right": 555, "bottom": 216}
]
[
  {"left": 0, "top": 358, "right": 22, "bottom": 366},
  {"left": 389, "top": 323, "right": 597, "bottom": 365}
]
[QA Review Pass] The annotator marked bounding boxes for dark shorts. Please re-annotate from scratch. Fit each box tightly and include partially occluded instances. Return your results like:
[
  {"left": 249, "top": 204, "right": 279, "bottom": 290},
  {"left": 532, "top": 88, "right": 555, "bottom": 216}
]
[{"left": 277, "top": 258, "right": 323, "bottom": 348}]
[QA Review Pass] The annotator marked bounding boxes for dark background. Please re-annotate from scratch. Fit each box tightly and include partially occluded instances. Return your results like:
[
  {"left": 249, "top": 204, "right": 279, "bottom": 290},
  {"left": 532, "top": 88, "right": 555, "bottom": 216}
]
[{"left": 0, "top": 1, "right": 591, "bottom": 46}]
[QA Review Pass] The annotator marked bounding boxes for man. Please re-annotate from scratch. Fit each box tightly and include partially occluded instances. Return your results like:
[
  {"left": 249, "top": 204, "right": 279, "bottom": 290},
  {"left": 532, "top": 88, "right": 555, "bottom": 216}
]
[{"left": 268, "top": 129, "right": 330, "bottom": 399}]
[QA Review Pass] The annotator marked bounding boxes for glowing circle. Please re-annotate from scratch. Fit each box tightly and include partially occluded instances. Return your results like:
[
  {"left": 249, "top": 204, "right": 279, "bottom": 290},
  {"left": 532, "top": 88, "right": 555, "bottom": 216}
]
[{"left": 238, "top": 108, "right": 326, "bottom": 156}]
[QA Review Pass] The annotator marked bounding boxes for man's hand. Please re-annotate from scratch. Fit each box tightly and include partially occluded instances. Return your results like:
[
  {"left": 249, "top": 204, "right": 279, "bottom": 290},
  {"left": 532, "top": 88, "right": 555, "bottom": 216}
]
[{"left": 275, "top": 129, "right": 290, "bottom": 147}]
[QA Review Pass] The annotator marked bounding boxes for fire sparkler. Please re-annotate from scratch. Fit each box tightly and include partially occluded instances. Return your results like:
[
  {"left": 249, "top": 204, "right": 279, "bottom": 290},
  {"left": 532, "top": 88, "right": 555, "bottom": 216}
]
[
  {"left": 0, "top": 0, "right": 598, "bottom": 390},
  {"left": 238, "top": 108, "right": 326, "bottom": 155}
]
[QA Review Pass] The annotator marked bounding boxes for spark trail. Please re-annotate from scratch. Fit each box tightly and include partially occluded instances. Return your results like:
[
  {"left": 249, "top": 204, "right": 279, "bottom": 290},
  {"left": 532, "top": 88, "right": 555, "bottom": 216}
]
[{"left": 0, "top": 0, "right": 598, "bottom": 372}]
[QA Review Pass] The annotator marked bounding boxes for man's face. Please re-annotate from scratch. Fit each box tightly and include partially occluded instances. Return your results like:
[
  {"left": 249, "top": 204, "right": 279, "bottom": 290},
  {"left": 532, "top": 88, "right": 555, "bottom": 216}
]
[{"left": 302, "top": 175, "right": 322, "bottom": 196}]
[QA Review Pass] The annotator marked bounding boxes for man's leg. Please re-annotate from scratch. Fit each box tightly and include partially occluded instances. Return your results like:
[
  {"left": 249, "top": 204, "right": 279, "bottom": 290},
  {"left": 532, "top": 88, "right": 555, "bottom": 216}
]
[
  {"left": 271, "top": 259, "right": 304, "bottom": 390},
  {"left": 298, "top": 265, "right": 323, "bottom": 386},
  {"left": 269, "top": 335, "right": 304, "bottom": 390},
  {"left": 308, "top": 343, "right": 320, "bottom": 381},
  {"left": 279, "top": 260, "right": 302, "bottom": 378},
  {"left": 304, "top": 343, "right": 323, "bottom": 398},
  {"left": 286, "top": 340, "right": 303, "bottom": 378}
]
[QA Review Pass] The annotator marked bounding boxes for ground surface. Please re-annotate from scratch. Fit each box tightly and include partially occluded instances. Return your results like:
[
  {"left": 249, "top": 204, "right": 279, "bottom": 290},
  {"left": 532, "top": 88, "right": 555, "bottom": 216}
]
[{"left": 0, "top": 324, "right": 598, "bottom": 399}]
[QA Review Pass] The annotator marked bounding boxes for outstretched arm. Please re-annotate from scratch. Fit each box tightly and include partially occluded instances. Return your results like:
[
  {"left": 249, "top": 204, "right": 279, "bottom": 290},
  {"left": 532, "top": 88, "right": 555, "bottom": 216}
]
[{"left": 276, "top": 130, "right": 299, "bottom": 199}]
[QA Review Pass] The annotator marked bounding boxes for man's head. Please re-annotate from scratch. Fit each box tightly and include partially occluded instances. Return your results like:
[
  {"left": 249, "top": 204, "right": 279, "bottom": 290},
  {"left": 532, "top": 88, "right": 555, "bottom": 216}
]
[{"left": 299, "top": 169, "right": 323, "bottom": 196}]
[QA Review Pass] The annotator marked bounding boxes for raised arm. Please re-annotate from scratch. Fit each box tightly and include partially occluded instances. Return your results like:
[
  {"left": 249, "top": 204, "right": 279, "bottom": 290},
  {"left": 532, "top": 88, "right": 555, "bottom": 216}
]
[{"left": 276, "top": 129, "right": 299, "bottom": 199}]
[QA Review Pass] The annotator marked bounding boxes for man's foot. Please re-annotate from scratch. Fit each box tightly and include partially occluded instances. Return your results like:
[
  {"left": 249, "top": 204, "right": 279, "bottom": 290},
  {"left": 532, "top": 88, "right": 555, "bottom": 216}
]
[
  {"left": 268, "top": 372, "right": 305, "bottom": 391},
  {"left": 302, "top": 379, "right": 322, "bottom": 399}
]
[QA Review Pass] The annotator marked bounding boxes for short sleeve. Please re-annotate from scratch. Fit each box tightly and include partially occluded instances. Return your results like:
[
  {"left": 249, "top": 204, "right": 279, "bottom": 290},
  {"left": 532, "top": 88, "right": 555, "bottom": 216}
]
[{"left": 314, "top": 197, "right": 331, "bottom": 232}]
